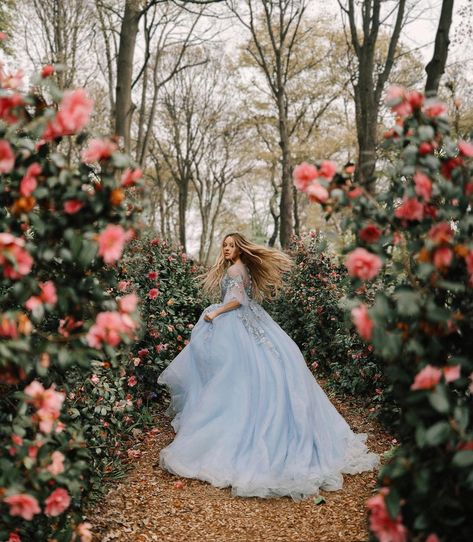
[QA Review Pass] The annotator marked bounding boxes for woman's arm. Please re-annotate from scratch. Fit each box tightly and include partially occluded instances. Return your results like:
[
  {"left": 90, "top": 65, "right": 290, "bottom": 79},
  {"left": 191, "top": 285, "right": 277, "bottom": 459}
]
[{"left": 204, "top": 299, "right": 241, "bottom": 321}]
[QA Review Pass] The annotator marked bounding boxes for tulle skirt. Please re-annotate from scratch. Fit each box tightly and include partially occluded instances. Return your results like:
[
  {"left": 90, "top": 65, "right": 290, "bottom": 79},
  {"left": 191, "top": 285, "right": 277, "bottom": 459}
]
[{"left": 157, "top": 301, "right": 380, "bottom": 501}]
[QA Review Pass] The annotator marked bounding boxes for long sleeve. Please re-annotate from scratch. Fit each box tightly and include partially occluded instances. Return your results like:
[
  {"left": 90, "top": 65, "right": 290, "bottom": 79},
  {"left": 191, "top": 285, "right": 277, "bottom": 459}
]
[{"left": 222, "top": 266, "right": 249, "bottom": 306}]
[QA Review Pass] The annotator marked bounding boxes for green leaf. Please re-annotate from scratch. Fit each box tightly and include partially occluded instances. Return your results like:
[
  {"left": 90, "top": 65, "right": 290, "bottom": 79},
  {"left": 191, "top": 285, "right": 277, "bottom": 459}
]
[
  {"left": 313, "top": 496, "right": 326, "bottom": 505},
  {"left": 428, "top": 387, "right": 450, "bottom": 414},
  {"left": 384, "top": 487, "right": 401, "bottom": 519},
  {"left": 394, "top": 289, "right": 420, "bottom": 317},
  {"left": 452, "top": 451, "right": 473, "bottom": 468},
  {"left": 425, "top": 421, "right": 451, "bottom": 446},
  {"left": 79, "top": 241, "right": 98, "bottom": 266}
]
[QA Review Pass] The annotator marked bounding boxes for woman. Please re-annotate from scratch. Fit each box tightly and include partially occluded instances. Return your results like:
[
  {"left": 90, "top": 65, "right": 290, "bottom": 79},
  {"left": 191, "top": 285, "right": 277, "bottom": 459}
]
[{"left": 157, "top": 233, "right": 379, "bottom": 501}]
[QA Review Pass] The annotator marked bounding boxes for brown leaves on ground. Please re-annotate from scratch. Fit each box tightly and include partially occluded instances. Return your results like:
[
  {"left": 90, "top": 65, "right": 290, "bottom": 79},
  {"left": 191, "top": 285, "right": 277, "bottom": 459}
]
[{"left": 86, "top": 382, "right": 393, "bottom": 542}]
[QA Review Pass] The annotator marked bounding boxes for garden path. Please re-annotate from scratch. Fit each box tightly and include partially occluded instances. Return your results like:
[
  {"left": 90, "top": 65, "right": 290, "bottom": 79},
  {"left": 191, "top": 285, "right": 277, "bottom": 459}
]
[{"left": 86, "top": 380, "right": 394, "bottom": 542}]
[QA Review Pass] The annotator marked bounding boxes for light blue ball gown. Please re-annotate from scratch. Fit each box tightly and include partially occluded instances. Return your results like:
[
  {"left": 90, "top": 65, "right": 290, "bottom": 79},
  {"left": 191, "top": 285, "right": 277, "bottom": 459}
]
[{"left": 157, "top": 261, "right": 380, "bottom": 501}]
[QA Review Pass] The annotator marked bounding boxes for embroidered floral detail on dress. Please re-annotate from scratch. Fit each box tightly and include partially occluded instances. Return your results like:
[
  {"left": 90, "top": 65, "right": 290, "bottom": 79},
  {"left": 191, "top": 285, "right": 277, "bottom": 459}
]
[{"left": 220, "top": 268, "right": 280, "bottom": 359}]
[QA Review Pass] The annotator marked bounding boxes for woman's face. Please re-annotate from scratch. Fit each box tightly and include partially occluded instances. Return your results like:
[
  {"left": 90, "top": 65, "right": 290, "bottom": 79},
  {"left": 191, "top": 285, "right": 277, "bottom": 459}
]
[{"left": 223, "top": 236, "right": 240, "bottom": 262}]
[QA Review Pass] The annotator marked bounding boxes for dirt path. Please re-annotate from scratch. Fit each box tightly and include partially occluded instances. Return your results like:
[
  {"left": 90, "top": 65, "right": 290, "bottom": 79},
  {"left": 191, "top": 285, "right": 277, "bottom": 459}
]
[{"left": 87, "top": 384, "right": 394, "bottom": 542}]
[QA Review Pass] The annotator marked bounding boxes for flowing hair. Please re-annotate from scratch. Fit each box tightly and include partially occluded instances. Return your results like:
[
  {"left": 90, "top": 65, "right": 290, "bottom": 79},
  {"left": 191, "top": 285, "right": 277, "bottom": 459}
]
[{"left": 200, "top": 232, "right": 294, "bottom": 302}]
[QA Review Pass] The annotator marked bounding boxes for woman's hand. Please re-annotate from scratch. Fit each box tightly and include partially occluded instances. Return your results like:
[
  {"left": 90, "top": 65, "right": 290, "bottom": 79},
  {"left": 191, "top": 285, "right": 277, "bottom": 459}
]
[{"left": 204, "top": 310, "right": 218, "bottom": 322}]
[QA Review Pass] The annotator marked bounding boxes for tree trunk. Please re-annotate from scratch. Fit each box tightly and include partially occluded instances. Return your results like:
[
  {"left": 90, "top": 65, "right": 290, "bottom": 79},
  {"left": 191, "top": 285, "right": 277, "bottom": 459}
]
[
  {"left": 115, "top": 0, "right": 141, "bottom": 149},
  {"left": 178, "top": 182, "right": 188, "bottom": 252},
  {"left": 425, "top": 0, "right": 454, "bottom": 97},
  {"left": 277, "top": 91, "right": 293, "bottom": 248}
]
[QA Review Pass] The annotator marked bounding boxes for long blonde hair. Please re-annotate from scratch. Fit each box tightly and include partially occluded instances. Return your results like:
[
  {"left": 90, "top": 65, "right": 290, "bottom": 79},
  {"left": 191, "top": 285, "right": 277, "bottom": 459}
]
[{"left": 200, "top": 233, "right": 293, "bottom": 302}]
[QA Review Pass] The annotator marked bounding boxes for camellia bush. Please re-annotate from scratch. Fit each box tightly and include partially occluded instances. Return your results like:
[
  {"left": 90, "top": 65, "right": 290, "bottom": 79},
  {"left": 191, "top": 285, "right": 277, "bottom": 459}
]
[
  {"left": 117, "top": 233, "right": 210, "bottom": 399},
  {"left": 0, "top": 60, "right": 143, "bottom": 541},
  {"left": 294, "top": 89, "right": 473, "bottom": 541},
  {"left": 266, "top": 232, "right": 385, "bottom": 402}
]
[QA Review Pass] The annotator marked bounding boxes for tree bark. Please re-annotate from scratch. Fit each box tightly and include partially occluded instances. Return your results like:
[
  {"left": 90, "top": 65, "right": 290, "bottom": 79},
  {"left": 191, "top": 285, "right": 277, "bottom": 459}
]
[
  {"left": 341, "top": 0, "right": 406, "bottom": 192},
  {"left": 115, "top": 0, "right": 141, "bottom": 149},
  {"left": 425, "top": 0, "right": 454, "bottom": 96}
]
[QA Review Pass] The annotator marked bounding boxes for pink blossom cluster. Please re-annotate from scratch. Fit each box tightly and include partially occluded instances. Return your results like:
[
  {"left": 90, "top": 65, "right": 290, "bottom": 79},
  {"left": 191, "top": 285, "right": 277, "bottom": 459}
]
[
  {"left": 292, "top": 161, "right": 337, "bottom": 204},
  {"left": 43, "top": 89, "right": 93, "bottom": 141},
  {"left": 345, "top": 247, "right": 383, "bottom": 281},
  {"left": 0, "top": 233, "right": 33, "bottom": 279},
  {"left": 97, "top": 224, "right": 133, "bottom": 265},
  {"left": 4, "top": 487, "right": 71, "bottom": 521},
  {"left": 24, "top": 381, "right": 65, "bottom": 434},
  {"left": 19, "top": 163, "right": 42, "bottom": 197},
  {"left": 366, "top": 487, "right": 408, "bottom": 542},
  {"left": 410, "top": 364, "right": 461, "bottom": 390},
  {"left": 25, "top": 281, "right": 57, "bottom": 312},
  {"left": 86, "top": 310, "right": 137, "bottom": 349},
  {"left": 385, "top": 86, "right": 447, "bottom": 119},
  {"left": 81, "top": 138, "right": 117, "bottom": 163},
  {"left": 0, "top": 312, "right": 32, "bottom": 339}
]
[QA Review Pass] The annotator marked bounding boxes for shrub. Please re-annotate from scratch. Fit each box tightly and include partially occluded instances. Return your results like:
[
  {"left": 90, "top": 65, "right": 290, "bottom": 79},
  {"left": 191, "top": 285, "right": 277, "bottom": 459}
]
[
  {"left": 0, "top": 63, "right": 142, "bottom": 541},
  {"left": 266, "top": 232, "right": 387, "bottom": 404},
  {"left": 117, "top": 233, "right": 210, "bottom": 399},
  {"left": 295, "top": 89, "right": 473, "bottom": 541}
]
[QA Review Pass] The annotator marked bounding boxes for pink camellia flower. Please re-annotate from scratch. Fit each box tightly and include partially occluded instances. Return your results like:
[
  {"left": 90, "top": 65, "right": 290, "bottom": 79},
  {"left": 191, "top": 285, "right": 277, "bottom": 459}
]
[
  {"left": 118, "top": 293, "right": 138, "bottom": 314},
  {"left": 138, "top": 348, "right": 149, "bottom": 358},
  {"left": 318, "top": 160, "right": 337, "bottom": 181},
  {"left": 0, "top": 93, "right": 24, "bottom": 124},
  {"left": 367, "top": 487, "right": 407, "bottom": 542},
  {"left": 406, "top": 90, "right": 424, "bottom": 110},
  {"left": 423, "top": 100, "right": 447, "bottom": 118},
  {"left": 7, "top": 532, "right": 21, "bottom": 542},
  {"left": 90, "top": 374, "right": 100, "bottom": 385},
  {"left": 86, "top": 311, "right": 136, "bottom": 348},
  {"left": 345, "top": 248, "right": 383, "bottom": 281},
  {"left": 394, "top": 197, "right": 424, "bottom": 222},
  {"left": 24, "top": 381, "right": 65, "bottom": 412},
  {"left": 147, "top": 271, "right": 158, "bottom": 280},
  {"left": 0, "top": 32, "right": 7, "bottom": 40},
  {"left": 0, "top": 234, "right": 33, "bottom": 279},
  {"left": 411, "top": 365, "right": 442, "bottom": 390},
  {"left": 37, "top": 408, "right": 61, "bottom": 434},
  {"left": 359, "top": 224, "right": 381, "bottom": 244},
  {"left": 118, "top": 280, "right": 130, "bottom": 291},
  {"left": 458, "top": 140, "right": 473, "bottom": 157},
  {"left": 19, "top": 176, "right": 36, "bottom": 197},
  {"left": 64, "top": 199, "right": 84, "bottom": 214},
  {"left": 413, "top": 171, "right": 432, "bottom": 202},
  {"left": 148, "top": 288, "right": 159, "bottom": 300},
  {"left": 0, "top": 139, "right": 15, "bottom": 173},
  {"left": 443, "top": 364, "right": 461, "bottom": 383},
  {"left": 433, "top": 247, "right": 453, "bottom": 269},
  {"left": 121, "top": 168, "right": 142, "bottom": 188},
  {"left": 43, "top": 89, "right": 93, "bottom": 140},
  {"left": 127, "top": 375, "right": 137, "bottom": 387},
  {"left": 39, "top": 281, "right": 57, "bottom": 305},
  {"left": 47, "top": 450, "right": 65, "bottom": 476},
  {"left": 4, "top": 493, "right": 41, "bottom": 521},
  {"left": 425, "top": 534, "right": 440, "bottom": 542},
  {"left": 306, "top": 182, "right": 329, "bottom": 204},
  {"left": 293, "top": 162, "right": 318, "bottom": 191},
  {"left": 428, "top": 222, "right": 453, "bottom": 244},
  {"left": 20, "top": 164, "right": 41, "bottom": 197},
  {"left": 25, "top": 295, "right": 42, "bottom": 312},
  {"left": 41, "top": 65, "right": 55, "bottom": 78},
  {"left": 351, "top": 304, "right": 374, "bottom": 341},
  {"left": 44, "top": 488, "right": 71, "bottom": 517},
  {"left": 75, "top": 522, "right": 93, "bottom": 542},
  {"left": 81, "top": 138, "right": 117, "bottom": 163},
  {"left": 97, "top": 224, "right": 130, "bottom": 265}
]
